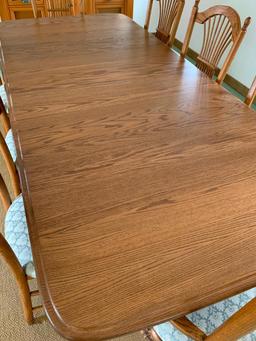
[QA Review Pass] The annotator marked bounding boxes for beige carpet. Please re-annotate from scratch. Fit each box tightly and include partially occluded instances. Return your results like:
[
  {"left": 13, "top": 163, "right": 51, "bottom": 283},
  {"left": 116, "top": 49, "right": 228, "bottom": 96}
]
[{"left": 0, "top": 149, "right": 145, "bottom": 341}]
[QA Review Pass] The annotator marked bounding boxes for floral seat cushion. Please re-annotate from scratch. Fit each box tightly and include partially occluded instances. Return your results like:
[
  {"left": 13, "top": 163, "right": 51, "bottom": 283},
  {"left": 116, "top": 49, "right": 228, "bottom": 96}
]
[
  {"left": 5, "top": 129, "right": 17, "bottom": 162},
  {"left": 154, "top": 287, "right": 256, "bottom": 341},
  {"left": 4, "top": 194, "right": 36, "bottom": 278}
]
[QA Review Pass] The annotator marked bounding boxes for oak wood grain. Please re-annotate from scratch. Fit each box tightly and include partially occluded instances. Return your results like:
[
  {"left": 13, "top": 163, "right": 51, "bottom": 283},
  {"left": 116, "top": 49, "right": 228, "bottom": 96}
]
[{"left": 1, "top": 14, "right": 256, "bottom": 341}]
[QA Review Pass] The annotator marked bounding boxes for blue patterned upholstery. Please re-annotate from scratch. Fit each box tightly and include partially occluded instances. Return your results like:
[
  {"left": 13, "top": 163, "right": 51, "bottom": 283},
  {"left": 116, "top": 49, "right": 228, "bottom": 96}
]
[
  {"left": 5, "top": 129, "right": 17, "bottom": 162},
  {"left": 154, "top": 288, "right": 256, "bottom": 341},
  {"left": 4, "top": 194, "right": 36, "bottom": 278}
]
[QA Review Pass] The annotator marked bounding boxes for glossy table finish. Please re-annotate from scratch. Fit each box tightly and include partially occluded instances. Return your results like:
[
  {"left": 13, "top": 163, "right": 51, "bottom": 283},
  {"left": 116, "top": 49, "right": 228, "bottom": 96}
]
[{"left": 1, "top": 14, "right": 256, "bottom": 341}]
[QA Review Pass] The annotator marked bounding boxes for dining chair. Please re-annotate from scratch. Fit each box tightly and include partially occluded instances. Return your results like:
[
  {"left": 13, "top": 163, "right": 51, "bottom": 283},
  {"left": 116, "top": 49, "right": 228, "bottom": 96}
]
[
  {"left": 0, "top": 167, "right": 41, "bottom": 324},
  {"left": 45, "top": 0, "right": 75, "bottom": 17},
  {"left": 31, "top": 0, "right": 85, "bottom": 17},
  {"left": 0, "top": 97, "right": 19, "bottom": 198},
  {"left": 245, "top": 77, "right": 256, "bottom": 108},
  {"left": 144, "top": 0, "right": 185, "bottom": 46},
  {"left": 181, "top": 0, "right": 251, "bottom": 84},
  {"left": 143, "top": 287, "right": 256, "bottom": 341}
]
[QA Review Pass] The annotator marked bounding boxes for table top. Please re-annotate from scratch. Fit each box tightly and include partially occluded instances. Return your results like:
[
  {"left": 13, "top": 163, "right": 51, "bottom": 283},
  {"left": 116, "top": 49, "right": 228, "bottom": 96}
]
[{"left": 1, "top": 14, "right": 256, "bottom": 341}]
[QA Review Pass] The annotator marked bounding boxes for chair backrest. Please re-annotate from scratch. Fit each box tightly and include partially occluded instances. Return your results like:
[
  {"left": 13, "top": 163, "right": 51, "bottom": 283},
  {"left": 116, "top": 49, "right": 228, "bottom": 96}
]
[
  {"left": 245, "top": 77, "right": 256, "bottom": 107},
  {"left": 181, "top": 1, "right": 251, "bottom": 84},
  {"left": 31, "top": 0, "right": 86, "bottom": 17},
  {"left": 0, "top": 132, "right": 20, "bottom": 198},
  {"left": 0, "top": 98, "right": 20, "bottom": 198},
  {"left": 45, "top": 0, "right": 75, "bottom": 17},
  {"left": 144, "top": 0, "right": 185, "bottom": 46}
]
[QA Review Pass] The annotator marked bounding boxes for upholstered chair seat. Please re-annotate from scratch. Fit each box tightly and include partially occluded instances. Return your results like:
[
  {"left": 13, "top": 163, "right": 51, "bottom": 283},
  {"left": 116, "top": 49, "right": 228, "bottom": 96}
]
[
  {"left": 4, "top": 194, "right": 36, "bottom": 278},
  {"left": 5, "top": 129, "right": 17, "bottom": 162},
  {"left": 154, "top": 287, "right": 256, "bottom": 340}
]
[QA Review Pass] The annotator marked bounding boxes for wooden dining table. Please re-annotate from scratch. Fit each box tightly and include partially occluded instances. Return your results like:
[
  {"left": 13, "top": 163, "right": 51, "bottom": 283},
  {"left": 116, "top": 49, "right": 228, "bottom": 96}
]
[{"left": 0, "top": 13, "right": 256, "bottom": 341}]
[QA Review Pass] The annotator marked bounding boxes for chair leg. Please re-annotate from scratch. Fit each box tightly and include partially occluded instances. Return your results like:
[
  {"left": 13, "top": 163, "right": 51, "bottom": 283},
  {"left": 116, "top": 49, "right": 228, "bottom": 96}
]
[
  {"left": 20, "top": 278, "right": 34, "bottom": 324},
  {"left": 0, "top": 234, "right": 33, "bottom": 324}
]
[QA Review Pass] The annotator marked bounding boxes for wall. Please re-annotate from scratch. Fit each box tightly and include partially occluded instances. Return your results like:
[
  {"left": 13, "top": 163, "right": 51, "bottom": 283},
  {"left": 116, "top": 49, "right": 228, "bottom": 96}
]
[{"left": 133, "top": 0, "right": 256, "bottom": 88}]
